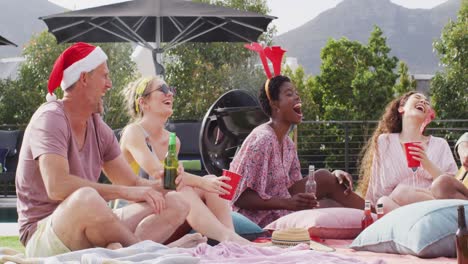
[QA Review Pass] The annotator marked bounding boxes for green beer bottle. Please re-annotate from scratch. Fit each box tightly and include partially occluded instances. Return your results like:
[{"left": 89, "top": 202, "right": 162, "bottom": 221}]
[{"left": 164, "top": 133, "right": 178, "bottom": 190}]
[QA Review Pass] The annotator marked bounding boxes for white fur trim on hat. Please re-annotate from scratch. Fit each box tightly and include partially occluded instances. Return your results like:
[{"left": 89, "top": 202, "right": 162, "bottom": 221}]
[
  {"left": 46, "top": 92, "right": 57, "bottom": 102},
  {"left": 60, "top": 46, "right": 108, "bottom": 90}
]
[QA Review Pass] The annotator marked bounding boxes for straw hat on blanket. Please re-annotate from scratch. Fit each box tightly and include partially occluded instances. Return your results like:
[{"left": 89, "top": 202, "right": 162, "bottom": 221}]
[{"left": 265, "top": 228, "right": 335, "bottom": 252}]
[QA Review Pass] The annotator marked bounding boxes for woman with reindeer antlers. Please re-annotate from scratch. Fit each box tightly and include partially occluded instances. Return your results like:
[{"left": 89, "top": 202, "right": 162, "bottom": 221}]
[{"left": 229, "top": 43, "right": 366, "bottom": 228}]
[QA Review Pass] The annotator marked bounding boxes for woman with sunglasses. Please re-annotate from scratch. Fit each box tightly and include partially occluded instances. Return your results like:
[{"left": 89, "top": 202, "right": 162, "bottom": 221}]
[{"left": 120, "top": 76, "right": 250, "bottom": 244}]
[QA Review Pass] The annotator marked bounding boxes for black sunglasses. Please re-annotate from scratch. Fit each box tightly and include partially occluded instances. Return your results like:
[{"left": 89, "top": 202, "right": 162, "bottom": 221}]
[
  {"left": 144, "top": 84, "right": 176, "bottom": 97},
  {"left": 158, "top": 84, "right": 177, "bottom": 96}
]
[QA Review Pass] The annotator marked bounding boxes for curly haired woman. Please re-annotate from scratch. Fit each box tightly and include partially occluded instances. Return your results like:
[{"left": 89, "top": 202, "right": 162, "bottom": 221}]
[{"left": 358, "top": 91, "right": 462, "bottom": 213}]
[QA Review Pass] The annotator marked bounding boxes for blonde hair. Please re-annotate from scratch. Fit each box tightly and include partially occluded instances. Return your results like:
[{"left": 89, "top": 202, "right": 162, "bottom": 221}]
[{"left": 122, "top": 76, "right": 165, "bottom": 120}]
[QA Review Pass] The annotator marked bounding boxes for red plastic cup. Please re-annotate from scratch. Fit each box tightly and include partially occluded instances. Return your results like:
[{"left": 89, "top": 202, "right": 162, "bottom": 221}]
[
  {"left": 219, "top": 170, "right": 242, "bottom": 201},
  {"left": 404, "top": 142, "right": 421, "bottom": 169}
]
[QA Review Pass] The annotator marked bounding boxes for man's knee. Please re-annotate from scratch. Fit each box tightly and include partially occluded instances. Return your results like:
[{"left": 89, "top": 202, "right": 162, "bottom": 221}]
[
  {"left": 164, "top": 191, "right": 190, "bottom": 221},
  {"left": 54, "top": 187, "right": 115, "bottom": 234},
  {"left": 66, "top": 187, "right": 107, "bottom": 213},
  {"left": 432, "top": 175, "right": 457, "bottom": 199}
]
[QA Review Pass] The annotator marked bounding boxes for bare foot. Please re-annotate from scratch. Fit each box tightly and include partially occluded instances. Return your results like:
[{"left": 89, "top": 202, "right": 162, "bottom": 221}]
[
  {"left": 225, "top": 232, "right": 253, "bottom": 245},
  {"left": 106, "top": 242, "right": 123, "bottom": 250},
  {"left": 167, "top": 233, "right": 208, "bottom": 248}
]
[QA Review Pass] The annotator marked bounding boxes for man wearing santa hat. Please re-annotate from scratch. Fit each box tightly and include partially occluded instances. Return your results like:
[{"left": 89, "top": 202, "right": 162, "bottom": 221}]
[{"left": 15, "top": 42, "right": 202, "bottom": 257}]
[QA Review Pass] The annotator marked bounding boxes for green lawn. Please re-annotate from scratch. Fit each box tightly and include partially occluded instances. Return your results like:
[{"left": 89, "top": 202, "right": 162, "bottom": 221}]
[{"left": 0, "top": 236, "right": 24, "bottom": 253}]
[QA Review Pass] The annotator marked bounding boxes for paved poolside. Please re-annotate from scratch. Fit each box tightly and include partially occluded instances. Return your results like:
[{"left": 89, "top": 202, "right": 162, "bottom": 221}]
[
  {"left": 0, "top": 222, "right": 19, "bottom": 236},
  {"left": 0, "top": 197, "right": 19, "bottom": 236}
]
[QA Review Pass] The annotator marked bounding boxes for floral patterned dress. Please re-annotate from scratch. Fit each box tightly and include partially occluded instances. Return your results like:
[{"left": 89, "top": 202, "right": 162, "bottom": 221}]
[{"left": 229, "top": 123, "right": 302, "bottom": 227}]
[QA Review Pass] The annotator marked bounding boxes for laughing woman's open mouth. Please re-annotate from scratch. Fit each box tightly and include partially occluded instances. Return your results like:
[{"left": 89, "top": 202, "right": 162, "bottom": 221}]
[{"left": 293, "top": 103, "right": 303, "bottom": 118}]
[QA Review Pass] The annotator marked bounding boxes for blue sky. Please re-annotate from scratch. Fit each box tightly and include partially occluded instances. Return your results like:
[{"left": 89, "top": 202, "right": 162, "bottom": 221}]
[{"left": 50, "top": 0, "right": 449, "bottom": 35}]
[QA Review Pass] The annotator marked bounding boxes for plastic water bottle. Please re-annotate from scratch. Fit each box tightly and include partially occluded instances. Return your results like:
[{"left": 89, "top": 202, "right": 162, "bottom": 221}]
[{"left": 305, "top": 165, "right": 317, "bottom": 196}]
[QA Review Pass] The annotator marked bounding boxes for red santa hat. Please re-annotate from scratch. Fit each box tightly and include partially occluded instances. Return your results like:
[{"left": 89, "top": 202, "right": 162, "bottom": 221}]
[{"left": 46, "top": 42, "right": 108, "bottom": 102}]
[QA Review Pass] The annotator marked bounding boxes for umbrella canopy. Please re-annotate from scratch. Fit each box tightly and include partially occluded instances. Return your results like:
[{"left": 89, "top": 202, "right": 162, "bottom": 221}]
[
  {"left": 40, "top": 0, "right": 275, "bottom": 75},
  {"left": 0, "top": 35, "right": 17, "bottom": 46}
]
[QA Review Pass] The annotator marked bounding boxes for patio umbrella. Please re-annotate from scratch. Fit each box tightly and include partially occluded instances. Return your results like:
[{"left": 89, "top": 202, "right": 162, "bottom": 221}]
[
  {"left": 40, "top": 0, "right": 275, "bottom": 75},
  {"left": 0, "top": 35, "right": 17, "bottom": 46}
]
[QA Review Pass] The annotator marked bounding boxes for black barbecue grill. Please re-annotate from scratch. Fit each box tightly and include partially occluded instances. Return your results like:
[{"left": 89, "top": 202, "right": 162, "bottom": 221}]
[{"left": 199, "top": 90, "right": 269, "bottom": 175}]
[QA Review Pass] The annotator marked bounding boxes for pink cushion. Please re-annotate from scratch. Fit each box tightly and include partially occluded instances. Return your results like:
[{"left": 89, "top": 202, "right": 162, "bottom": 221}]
[{"left": 264, "top": 208, "right": 377, "bottom": 239}]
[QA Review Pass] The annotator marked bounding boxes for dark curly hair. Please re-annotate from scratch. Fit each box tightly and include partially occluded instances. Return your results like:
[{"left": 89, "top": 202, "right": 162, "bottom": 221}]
[
  {"left": 357, "top": 91, "right": 418, "bottom": 196},
  {"left": 258, "top": 75, "right": 291, "bottom": 116}
]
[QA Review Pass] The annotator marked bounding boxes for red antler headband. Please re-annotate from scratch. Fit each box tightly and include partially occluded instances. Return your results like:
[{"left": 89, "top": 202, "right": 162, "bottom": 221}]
[{"left": 244, "top": 43, "right": 286, "bottom": 101}]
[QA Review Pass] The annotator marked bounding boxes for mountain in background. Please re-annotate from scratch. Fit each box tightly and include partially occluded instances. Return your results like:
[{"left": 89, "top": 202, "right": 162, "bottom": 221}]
[
  {"left": 0, "top": 0, "right": 64, "bottom": 58},
  {"left": 274, "top": 0, "right": 461, "bottom": 75}
]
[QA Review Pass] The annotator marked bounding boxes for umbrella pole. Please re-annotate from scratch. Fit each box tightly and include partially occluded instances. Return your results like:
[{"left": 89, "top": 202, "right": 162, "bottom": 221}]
[
  {"left": 153, "top": 11, "right": 165, "bottom": 78},
  {"left": 152, "top": 49, "right": 165, "bottom": 77}
]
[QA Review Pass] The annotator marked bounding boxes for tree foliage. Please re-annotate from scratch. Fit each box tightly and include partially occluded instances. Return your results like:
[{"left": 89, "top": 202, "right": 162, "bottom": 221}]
[
  {"left": 0, "top": 31, "right": 138, "bottom": 128},
  {"left": 165, "top": 0, "right": 272, "bottom": 120},
  {"left": 0, "top": 31, "right": 64, "bottom": 126},
  {"left": 0, "top": 0, "right": 272, "bottom": 126},
  {"left": 431, "top": 0, "right": 468, "bottom": 120},
  {"left": 315, "top": 26, "right": 399, "bottom": 121},
  {"left": 393, "top": 61, "right": 417, "bottom": 96},
  {"left": 292, "top": 26, "right": 404, "bottom": 172}
]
